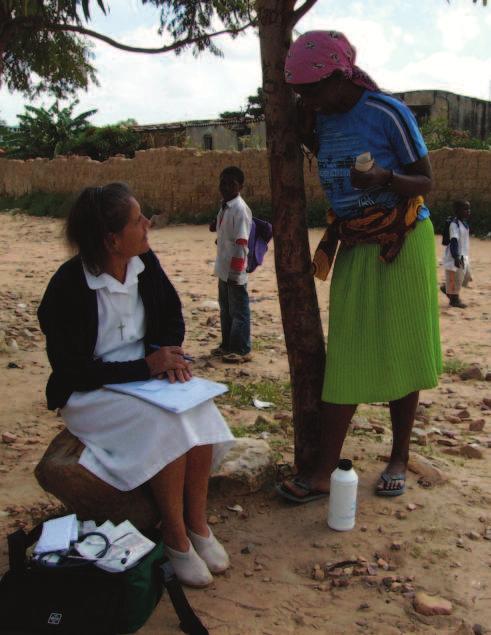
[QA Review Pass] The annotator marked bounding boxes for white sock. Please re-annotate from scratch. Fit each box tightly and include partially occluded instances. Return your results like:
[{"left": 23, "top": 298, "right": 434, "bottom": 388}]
[
  {"left": 187, "top": 527, "right": 230, "bottom": 574},
  {"left": 163, "top": 541, "right": 213, "bottom": 588}
]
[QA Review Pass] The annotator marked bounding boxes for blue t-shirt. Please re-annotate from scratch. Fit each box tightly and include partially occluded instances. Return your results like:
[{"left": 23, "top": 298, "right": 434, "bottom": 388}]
[{"left": 316, "top": 90, "right": 430, "bottom": 220}]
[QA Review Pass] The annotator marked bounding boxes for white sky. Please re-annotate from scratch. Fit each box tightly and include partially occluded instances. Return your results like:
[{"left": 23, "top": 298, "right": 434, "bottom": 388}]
[{"left": 1, "top": 0, "right": 490, "bottom": 126}]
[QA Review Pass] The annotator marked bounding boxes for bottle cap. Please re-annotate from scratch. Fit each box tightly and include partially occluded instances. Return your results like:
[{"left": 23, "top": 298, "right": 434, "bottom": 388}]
[{"left": 338, "top": 459, "right": 353, "bottom": 471}]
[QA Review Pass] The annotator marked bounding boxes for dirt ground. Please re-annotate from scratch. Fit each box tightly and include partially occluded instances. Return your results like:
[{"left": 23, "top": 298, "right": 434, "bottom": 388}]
[{"left": 0, "top": 212, "right": 490, "bottom": 635}]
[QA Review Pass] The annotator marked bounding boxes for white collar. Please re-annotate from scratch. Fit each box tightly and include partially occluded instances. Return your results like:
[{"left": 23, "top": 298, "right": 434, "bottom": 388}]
[
  {"left": 223, "top": 194, "right": 242, "bottom": 209},
  {"left": 83, "top": 256, "right": 145, "bottom": 293}
]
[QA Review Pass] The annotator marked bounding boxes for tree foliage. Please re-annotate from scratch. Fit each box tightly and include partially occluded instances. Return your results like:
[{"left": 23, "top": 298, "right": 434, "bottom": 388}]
[
  {"left": 0, "top": 1, "right": 101, "bottom": 97},
  {"left": 3, "top": 100, "right": 96, "bottom": 158},
  {"left": 220, "top": 87, "right": 266, "bottom": 119},
  {"left": 0, "top": 1, "right": 254, "bottom": 98}
]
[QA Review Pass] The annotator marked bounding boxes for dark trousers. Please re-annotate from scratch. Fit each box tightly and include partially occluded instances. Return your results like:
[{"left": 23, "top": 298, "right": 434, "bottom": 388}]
[{"left": 218, "top": 279, "right": 251, "bottom": 355}]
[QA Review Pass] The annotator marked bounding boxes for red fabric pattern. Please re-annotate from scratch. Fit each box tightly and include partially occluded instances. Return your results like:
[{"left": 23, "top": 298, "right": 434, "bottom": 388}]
[{"left": 231, "top": 257, "right": 246, "bottom": 272}]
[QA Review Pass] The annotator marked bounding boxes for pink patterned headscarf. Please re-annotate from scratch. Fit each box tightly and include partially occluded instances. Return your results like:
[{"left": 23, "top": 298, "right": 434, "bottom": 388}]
[{"left": 284, "top": 30, "right": 378, "bottom": 91}]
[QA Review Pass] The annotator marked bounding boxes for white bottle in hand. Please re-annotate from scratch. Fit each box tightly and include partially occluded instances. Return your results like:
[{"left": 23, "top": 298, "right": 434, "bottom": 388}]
[
  {"left": 354, "top": 152, "right": 374, "bottom": 172},
  {"left": 327, "top": 459, "right": 358, "bottom": 531}
]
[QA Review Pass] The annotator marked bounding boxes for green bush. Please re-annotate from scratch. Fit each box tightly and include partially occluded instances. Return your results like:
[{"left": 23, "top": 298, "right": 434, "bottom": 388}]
[
  {"left": 65, "top": 125, "right": 146, "bottom": 161},
  {"left": 421, "top": 118, "right": 491, "bottom": 151},
  {"left": 2, "top": 191, "right": 489, "bottom": 237},
  {"left": 0, "top": 191, "right": 74, "bottom": 217}
]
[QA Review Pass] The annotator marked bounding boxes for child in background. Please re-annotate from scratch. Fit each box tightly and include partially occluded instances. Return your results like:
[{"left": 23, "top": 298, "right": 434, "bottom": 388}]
[
  {"left": 441, "top": 200, "right": 472, "bottom": 309},
  {"left": 210, "top": 166, "right": 253, "bottom": 362}
]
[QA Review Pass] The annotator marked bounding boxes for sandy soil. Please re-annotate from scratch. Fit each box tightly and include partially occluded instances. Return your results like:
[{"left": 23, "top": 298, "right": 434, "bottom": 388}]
[{"left": 0, "top": 212, "right": 490, "bottom": 634}]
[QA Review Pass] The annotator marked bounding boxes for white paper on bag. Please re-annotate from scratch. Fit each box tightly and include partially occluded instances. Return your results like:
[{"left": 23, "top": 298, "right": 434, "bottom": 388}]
[{"left": 34, "top": 514, "right": 78, "bottom": 554}]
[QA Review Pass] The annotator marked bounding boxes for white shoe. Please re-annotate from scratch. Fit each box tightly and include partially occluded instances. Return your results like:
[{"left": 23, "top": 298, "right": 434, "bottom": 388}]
[
  {"left": 187, "top": 527, "right": 230, "bottom": 574},
  {"left": 163, "top": 541, "right": 213, "bottom": 588}
]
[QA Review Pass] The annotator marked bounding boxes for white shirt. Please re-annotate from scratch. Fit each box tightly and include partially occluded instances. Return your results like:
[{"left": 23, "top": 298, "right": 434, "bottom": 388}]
[
  {"left": 83, "top": 256, "right": 146, "bottom": 362},
  {"left": 442, "top": 219, "right": 470, "bottom": 271},
  {"left": 213, "top": 194, "right": 252, "bottom": 285}
]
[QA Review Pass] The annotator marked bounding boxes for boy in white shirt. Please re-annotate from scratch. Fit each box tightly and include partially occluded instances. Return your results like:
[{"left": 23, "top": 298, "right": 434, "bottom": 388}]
[
  {"left": 441, "top": 200, "right": 472, "bottom": 309},
  {"left": 210, "top": 166, "right": 253, "bottom": 362}
]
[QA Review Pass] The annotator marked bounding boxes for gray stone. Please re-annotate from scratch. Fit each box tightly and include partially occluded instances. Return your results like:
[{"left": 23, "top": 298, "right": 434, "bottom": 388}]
[
  {"left": 407, "top": 453, "right": 448, "bottom": 484},
  {"left": 460, "top": 365, "right": 485, "bottom": 381},
  {"left": 36, "top": 432, "right": 274, "bottom": 530},
  {"left": 210, "top": 437, "right": 275, "bottom": 495},
  {"left": 413, "top": 591, "right": 452, "bottom": 616},
  {"left": 149, "top": 211, "right": 170, "bottom": 228},
  {"left": 469, "top": 419, "right": 485, "bottom": 432},
  {"left": 411, "top": 428, "right": 428, "bottom": 446},
  {"left": 351, "top": 415, "right": 372, "bottom": 431},
  {"left": 460, "top": 444, "right": 484, "bottom": 459},
  {"left": 2, "top": 432, "right": 17, "bottom": 444}
]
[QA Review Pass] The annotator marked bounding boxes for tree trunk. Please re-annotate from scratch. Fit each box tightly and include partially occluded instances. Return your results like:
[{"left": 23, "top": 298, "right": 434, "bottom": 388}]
[{"left": 257, "top": 0, "right": 326, "bottom": 472}]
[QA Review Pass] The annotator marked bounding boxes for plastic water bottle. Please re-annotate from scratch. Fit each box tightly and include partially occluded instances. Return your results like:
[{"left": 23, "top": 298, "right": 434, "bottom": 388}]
[
  {"left": 354, "top": 152, "right": 374, "bottom": 172},
  {"left": 327, "top": 459, "right": 358, "bottom": 531}
]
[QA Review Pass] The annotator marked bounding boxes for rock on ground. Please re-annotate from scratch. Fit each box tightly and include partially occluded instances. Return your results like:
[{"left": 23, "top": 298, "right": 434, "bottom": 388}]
[
  {"left": 35, "top": 430, "right": 274, "bottom": 527},
  {"left": 210, "top": 437, "right": 275, "bottom": 496},
  {"left": 35, "top": 429, "right": 160, "bottom": 529},
  {"left": 413, "top": 591, "right": 453, "bottom": 616}
]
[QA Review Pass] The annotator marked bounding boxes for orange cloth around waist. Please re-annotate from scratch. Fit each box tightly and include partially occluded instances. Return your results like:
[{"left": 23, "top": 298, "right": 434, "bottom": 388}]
[{"left": 312, "top": 196, "right": 424, "bottom": 281}]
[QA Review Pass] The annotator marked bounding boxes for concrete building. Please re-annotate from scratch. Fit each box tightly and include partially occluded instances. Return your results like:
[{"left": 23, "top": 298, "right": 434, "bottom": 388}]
[
  {"left": 132, "top": 116, "right": 266, "bottom": 151},
  {"left": 133, "top": 90, "right": 491, "bottom": 150},
  {"left": 395, "top": 90, "right": 491, "bottom": 139}
]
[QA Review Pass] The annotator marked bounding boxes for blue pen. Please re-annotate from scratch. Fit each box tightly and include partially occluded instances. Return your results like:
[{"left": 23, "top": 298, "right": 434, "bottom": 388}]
[{"left": 149, "top": 344, "right": 194, "bottom": 362}]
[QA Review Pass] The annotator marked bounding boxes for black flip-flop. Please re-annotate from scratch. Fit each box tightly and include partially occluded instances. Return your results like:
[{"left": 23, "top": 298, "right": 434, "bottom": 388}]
[
  {"left": 275, "top": 477, "right": 329, "bottom": 504},
  {"left": 375, "top": 471, "right": 406, "bottom": 497}
]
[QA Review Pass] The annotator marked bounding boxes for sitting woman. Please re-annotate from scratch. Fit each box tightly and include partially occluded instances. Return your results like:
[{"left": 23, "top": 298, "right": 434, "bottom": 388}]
[{"left": 38, "top": 182, "right": 234, "bottom": 587}]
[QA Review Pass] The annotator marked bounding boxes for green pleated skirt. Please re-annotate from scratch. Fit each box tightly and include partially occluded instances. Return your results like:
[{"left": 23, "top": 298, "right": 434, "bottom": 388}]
[{"left": 322, "top": 219, "right": 442, "bottom": 404}]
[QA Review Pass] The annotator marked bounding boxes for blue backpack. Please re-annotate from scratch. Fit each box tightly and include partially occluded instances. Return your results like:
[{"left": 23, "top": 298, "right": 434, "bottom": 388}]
[
  {"left": 442, "top": 216, "right": 459, "bottom": 246},
  {"left": 247, "top": 217, "right": 273, "bottom": 273}
]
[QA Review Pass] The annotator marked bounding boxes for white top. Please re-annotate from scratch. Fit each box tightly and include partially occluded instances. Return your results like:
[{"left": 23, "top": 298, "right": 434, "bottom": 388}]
[
  {"left": 83, "top": 256, "right": 146, "bottom": 362},
  {"left": 442, "top": 219, "right": 470, "bottom": 271},
  {"left": 213, "top": 194, "right": 252, "bottom": 285}
]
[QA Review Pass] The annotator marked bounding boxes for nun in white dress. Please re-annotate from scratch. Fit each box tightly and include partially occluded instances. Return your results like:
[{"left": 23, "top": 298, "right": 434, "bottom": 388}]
[
  {"left": 38, "top": 183, "right": 234, "bottom": 588},
  {"left": 63, "top": 256, "right": 233, "bottom": 492}
]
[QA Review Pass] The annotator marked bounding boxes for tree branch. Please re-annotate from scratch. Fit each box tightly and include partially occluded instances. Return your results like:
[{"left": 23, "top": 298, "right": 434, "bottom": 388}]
[
  {"left": 290, "top": 0, "right": 318, "bottom": 30},
  {"left": 41, "top": 20, "right": 253, "bottom": 54}
]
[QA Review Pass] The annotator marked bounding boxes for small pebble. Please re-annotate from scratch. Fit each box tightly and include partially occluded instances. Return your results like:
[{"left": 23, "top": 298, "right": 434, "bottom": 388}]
[{"left": 241, "top": 543, "right": 255, "bottom": 554}]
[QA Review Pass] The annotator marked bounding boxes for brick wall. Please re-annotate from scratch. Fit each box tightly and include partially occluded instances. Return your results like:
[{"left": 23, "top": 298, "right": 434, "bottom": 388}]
[{"left": 0, "top": 147, "right": 489, "bottom": 219}]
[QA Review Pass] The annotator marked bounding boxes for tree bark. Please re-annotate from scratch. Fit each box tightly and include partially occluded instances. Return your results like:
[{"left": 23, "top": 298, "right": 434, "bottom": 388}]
[{"left": 257, "top": 0, "right": 325, "bottom": 472}]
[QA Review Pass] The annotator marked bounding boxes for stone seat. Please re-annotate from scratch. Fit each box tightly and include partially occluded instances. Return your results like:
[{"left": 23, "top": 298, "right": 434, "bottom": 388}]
[
  {"left": 34, "top": 429, "right": 160, "bottom": 530},
  {"left": 35, "top": 429, "right": 275, "bottom": 531}
]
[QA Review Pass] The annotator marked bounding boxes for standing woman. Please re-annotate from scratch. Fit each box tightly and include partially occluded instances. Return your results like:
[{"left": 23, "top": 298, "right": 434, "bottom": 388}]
[
  {"left": 278, "top": 31, "right": 441, "bottom": 501},
  {"left": 38, "top": 183, "right": 234, "bottom": 586}
]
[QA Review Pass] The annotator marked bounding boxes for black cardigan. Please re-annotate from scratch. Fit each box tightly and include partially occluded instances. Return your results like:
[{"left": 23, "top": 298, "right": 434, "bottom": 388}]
[{"left": 38, "top": 250, "right": 185, "bottom": 410}]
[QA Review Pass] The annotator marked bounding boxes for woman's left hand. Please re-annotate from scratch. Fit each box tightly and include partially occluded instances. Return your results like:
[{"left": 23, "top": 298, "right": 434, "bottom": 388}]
[
  {"left": 350, "top": 162, "right": 391, "bottom": 190},
  {"left": 165, "top": 363, "right": 193, "bottom": 384}
]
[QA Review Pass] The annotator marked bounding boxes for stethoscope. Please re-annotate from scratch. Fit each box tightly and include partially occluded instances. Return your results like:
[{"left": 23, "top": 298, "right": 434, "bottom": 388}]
[{"left": 36, "top": 531, "right": 132, "bottom": 567}]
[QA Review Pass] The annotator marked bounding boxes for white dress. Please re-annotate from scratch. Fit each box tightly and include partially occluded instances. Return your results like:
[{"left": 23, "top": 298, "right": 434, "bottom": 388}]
[{"left": 61, "top": 257, "right": 235, "bottom": 491}]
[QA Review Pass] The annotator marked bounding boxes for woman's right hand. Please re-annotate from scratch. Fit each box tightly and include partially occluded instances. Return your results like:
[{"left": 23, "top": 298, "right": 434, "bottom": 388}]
[{"left": 145, "top": 346, "right": 191, "bottom": 382}]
